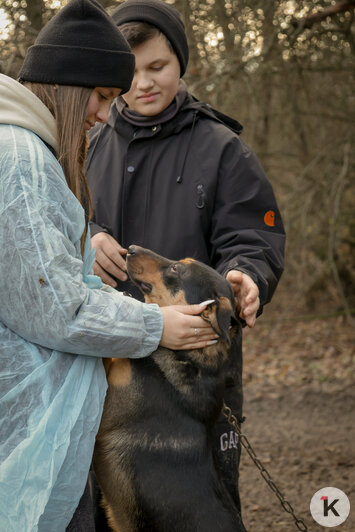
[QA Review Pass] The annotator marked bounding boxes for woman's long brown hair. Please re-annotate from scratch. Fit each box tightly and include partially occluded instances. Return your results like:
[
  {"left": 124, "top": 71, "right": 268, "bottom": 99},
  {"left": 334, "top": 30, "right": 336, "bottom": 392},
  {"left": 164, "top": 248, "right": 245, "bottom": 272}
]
[{"left": 24, "top": 82, "right": 93, "bottom": 255}]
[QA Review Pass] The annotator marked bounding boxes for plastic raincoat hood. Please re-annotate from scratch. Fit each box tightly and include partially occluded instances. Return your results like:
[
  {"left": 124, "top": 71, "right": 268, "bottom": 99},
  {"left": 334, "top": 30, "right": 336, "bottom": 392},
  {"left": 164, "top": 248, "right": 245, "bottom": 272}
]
[{"left": 0, "top": 74, "right": 162, "bottom": 531}]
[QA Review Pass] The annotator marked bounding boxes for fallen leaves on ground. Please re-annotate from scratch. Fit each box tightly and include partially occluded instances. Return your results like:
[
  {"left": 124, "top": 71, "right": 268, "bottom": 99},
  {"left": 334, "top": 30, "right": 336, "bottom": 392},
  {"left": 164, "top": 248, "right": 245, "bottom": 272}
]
[{"left": 243, "top": 315, "right": 354, "bottom": 388}]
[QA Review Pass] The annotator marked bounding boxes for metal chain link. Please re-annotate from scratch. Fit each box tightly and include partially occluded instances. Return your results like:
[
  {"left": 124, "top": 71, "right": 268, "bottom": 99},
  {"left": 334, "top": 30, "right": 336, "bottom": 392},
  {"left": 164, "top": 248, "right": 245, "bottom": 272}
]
[{"left": 222, "top": 402, "right": 309, "bottom": 532}]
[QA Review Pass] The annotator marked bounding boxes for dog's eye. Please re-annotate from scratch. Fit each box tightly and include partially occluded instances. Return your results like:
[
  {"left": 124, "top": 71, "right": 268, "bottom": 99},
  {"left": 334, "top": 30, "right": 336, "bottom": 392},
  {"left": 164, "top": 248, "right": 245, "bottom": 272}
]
[{"left": 170, "top": 264, "right": 179, "bottom": 273}]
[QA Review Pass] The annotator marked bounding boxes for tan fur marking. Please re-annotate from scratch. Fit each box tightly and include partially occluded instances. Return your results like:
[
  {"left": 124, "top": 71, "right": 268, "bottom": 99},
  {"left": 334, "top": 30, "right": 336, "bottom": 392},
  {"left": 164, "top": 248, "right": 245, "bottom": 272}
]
[
  {"left": 219, "top": 296, "right": 233, "bottom": 312},
  {"left": 103, "top": 499, "right": 123, "bottom": 532},
  {"left": 184, "top": 343, "right": 228, "bottom": 370},
  {"left": 102, "top": 357, "right": 113, "bottom": 376},
  {"left": 145, "top": 286, "right": 187, "bottom": 306},
  {"left": 107, "top": 358, "right": 132, "bottom": 388},
  {"left": 94, "top": 435, "right": 137, "bottom": 532},
  {"left": 142, "top": 271, "right": 188, "bottom": 306},
  {"left": 179, "top": 258, "right": 196, "bottom": 264},
  {"left": 127, "top": 255, "right": 165, "bottom": 277},
  {"left": 201, "top": 297, "right": 233, "bottom": 347},
  {"left": 127, "top": 250, "right": 190, "bottom": 306}
]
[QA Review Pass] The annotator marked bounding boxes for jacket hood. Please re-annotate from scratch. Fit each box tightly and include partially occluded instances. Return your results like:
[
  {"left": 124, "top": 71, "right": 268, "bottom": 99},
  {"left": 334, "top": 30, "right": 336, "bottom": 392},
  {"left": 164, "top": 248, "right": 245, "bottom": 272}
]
[
  {"left": 182, "top": 94, "right": 243, "bottom": 135},
  {"left": 0, "top": 74, "right": 58, "bottom": 153}
]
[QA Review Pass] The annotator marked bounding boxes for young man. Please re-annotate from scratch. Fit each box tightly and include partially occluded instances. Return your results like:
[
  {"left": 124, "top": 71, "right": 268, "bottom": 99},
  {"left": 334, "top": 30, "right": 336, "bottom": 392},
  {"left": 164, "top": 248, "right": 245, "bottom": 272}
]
[{"left": 86, "top": 0, "right": 285, "bottom": 522}]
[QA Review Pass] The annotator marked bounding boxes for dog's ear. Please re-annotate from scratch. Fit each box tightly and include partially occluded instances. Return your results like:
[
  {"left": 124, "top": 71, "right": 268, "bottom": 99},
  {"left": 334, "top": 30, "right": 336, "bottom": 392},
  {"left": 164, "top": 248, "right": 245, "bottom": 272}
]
[{"left": 201, "top": 297, "right": 235, "bottom": 346}]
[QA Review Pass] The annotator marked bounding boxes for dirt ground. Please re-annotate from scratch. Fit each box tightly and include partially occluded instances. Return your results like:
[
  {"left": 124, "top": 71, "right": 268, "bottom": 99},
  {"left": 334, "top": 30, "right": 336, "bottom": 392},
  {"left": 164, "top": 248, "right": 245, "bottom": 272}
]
[{"left": 238, "top": 313, "right": 355, "bottom": 532}]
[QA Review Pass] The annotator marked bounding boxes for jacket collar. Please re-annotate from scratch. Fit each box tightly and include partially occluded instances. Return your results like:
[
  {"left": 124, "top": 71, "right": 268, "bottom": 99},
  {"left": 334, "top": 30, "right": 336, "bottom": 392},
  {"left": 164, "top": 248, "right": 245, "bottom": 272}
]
[
  {"left": 107, "top": 90, "right": 243, "bottom": 140},
  {"left": 0, "top": 74, "right": 58, "bottom": 153},
  {"left": 116, "top": 79, "right": 188, "bottom": 128}
]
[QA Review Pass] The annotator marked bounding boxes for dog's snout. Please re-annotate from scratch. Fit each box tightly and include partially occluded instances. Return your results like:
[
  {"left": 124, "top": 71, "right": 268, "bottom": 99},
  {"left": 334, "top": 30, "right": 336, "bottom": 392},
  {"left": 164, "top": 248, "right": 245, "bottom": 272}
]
[{"left": 127, "top": 245, "right": 137, "bottom": 256}]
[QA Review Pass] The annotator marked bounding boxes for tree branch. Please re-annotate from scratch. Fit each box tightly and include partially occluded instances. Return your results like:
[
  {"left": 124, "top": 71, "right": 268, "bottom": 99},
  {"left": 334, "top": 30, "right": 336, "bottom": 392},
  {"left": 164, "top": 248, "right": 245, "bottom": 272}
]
[{"left": 291, "top": 1, "right": 355, "bottom": 30}]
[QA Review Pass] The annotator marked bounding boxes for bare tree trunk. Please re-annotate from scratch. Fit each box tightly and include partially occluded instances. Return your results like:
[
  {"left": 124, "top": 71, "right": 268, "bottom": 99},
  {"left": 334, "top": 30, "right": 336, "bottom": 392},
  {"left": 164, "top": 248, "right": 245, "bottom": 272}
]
[
  {"left": 214, "top": 0, "right": 234, "bottom": 54},
  {"left": 255, "top": 1, "right": 278, "bottom": 155},
  {"left": 25, "top": 0, "right": 45, "bottom": 32},
  {"left": 175, "top": 0, "right": 203, "bottom": 78}
]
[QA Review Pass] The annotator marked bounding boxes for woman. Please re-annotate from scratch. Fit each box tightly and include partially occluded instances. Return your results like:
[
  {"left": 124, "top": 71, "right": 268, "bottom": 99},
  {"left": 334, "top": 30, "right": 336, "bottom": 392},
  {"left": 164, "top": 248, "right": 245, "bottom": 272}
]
[{"left": 0, "top": 1, "right": 216, "bottom": 530}]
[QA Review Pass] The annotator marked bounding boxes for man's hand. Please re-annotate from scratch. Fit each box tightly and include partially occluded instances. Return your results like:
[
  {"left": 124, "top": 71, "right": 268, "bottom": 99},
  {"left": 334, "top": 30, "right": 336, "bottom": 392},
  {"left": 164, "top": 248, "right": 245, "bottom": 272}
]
[
  {"left": 91, "top": 232, "right": 128, "bottom": 287},
  {"left": 226, "top": 270, "right": 260, "bottom": 328}
]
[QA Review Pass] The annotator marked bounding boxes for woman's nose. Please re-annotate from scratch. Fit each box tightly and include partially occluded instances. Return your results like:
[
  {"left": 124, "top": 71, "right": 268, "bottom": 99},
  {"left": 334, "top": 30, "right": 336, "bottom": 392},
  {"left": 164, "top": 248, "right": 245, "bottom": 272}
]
[{"left": 96, "top": 103, "right": 110, "bottom": 123}]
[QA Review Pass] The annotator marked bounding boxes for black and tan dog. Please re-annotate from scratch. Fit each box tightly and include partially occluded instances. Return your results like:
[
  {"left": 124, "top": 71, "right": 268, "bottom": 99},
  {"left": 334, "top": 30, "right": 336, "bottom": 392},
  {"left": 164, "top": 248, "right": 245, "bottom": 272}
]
[{"left": 93, "top": 246, "right": 246, "bottom": 532}]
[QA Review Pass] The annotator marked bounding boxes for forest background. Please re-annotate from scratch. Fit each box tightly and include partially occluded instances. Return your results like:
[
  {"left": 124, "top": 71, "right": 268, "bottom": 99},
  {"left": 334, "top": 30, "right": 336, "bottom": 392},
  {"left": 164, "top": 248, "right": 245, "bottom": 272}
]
[
  {"left": 1, "top": 0, "right": 354, "bottom": 320},
  {"left": 1, "top": 1, "right": 354, "bottom": 530}
]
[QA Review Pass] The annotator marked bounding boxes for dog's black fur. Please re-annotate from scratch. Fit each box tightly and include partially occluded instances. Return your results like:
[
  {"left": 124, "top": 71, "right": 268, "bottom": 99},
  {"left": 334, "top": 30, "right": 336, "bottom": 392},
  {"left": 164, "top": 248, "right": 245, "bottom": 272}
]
[{"left": 93, "top": 246, "right": 246, "bottom": 532}]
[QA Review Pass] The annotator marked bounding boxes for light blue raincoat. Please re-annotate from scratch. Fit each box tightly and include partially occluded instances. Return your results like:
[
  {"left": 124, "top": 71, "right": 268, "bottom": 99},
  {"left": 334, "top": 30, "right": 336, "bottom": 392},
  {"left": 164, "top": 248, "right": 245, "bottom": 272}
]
[{"left": 0, "top": 74, "right": 163, "bottom": 531}]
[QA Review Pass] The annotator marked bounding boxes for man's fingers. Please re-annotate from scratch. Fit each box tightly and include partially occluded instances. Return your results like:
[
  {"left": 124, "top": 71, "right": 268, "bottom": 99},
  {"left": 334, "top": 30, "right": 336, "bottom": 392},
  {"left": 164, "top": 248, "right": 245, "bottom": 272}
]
[
  {"left": 94, "top": 248, "right": 128, "bottom": 281},
  {"left": 245, "top": 285, "right": 259, "bottom": 303},
  {"left": 243, "top": 312, "right": 257, "bottom": 328},
  {"left": 109, "top": 246, "right": 128, "bottom": 272},
  {"left": 227, "top": 270, "right": 260, "bottom": 323},
  {"left": 239, "top": 297, "right": 259, "bottom": 328},
  {"left": 241, "top": 295, "right": 259, "bottom": 314},
  {"left": 97, "top": 246, "right": 127, "bottom": 274},
  {"left": 244, "top": 315, "right": 256, "bottom": 328},
  {"left": 226, "top": 270, "right": 243, "bottom": 284},
  {"left": 91, "top": 232, "right": 128, "bottom": 278},
  {"left": 93, "top": 262, "right": 117, "bottom": 288}
]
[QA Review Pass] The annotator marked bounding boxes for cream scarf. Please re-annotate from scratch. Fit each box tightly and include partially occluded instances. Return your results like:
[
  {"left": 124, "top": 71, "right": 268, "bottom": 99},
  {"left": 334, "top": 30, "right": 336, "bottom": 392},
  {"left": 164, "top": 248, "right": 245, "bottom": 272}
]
[{"left": 0, "top": 74, "right": 58, "bottom": 153}]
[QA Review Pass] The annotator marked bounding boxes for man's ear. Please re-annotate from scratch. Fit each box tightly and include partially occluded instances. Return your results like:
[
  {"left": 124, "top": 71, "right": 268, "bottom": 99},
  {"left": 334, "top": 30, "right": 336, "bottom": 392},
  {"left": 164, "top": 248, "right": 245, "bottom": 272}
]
[{"left": 201, "top": 297, "right": 235, "bottom": 346}]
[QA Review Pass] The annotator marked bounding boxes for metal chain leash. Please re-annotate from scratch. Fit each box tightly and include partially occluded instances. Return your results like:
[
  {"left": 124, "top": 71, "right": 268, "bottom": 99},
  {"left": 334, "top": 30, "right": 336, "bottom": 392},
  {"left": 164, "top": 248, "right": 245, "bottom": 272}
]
[{"left": 222, "top": 402, "right": 309, "bottom": 532}]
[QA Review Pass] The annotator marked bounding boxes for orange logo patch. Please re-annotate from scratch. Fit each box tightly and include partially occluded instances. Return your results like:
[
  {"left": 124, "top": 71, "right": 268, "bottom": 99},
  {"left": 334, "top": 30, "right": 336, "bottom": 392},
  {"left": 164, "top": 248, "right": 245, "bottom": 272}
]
[{"left": 264, "top": 210, "right": 275, "bottom": 227}]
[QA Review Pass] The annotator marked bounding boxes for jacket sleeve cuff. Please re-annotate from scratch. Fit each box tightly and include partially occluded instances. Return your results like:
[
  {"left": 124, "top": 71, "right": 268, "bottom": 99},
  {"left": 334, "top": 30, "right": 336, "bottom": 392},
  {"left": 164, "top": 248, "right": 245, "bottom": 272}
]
[
  {"left": 141, "top": 303, "right": 164, "bottom": 353},
  {"left": 89, "top": 221, "right": 108, "bottom": 237}
]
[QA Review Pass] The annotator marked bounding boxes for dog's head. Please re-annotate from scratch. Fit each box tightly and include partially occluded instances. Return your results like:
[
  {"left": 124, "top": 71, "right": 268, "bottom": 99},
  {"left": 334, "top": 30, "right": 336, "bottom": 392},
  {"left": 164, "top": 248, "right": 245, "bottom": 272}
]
[{"left": 126, "top": 245, "right": 237, "bottom": 346}]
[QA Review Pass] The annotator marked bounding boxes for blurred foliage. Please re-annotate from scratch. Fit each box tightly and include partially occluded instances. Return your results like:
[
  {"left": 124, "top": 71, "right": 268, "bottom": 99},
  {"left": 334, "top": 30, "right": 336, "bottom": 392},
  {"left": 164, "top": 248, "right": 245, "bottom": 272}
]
[{"left": 1, "top": 0, "right": 354, "bottom": 317}]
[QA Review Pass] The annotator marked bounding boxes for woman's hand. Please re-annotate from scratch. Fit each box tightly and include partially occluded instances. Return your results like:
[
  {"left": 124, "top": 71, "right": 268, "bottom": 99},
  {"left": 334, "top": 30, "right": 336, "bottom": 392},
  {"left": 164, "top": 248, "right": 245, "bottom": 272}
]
[
  {"left": 91, "top": 232, "right": 128, "bottom": 287},
  {"left": 160, "top": 302, "right": 218, "bottom": 350}
]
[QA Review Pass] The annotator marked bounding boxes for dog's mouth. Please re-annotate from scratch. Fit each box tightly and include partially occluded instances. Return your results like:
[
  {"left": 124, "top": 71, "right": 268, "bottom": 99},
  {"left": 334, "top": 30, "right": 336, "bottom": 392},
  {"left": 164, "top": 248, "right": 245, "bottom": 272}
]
[
  {"left": 126, "top": 261, "right": 153, "bottom": 294},
  {"left": 134, "top": 279, "right": 153, "bottom": 294}
]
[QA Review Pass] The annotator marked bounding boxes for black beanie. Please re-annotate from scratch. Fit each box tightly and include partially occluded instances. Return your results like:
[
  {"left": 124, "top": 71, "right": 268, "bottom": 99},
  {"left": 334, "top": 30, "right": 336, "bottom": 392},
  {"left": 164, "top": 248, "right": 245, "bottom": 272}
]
[
  {"left": 18, "top": 0, "right": 135, "bottom": 93},
  {"left": 112, "top": 0, "right": 189, "bottom": 76}
]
